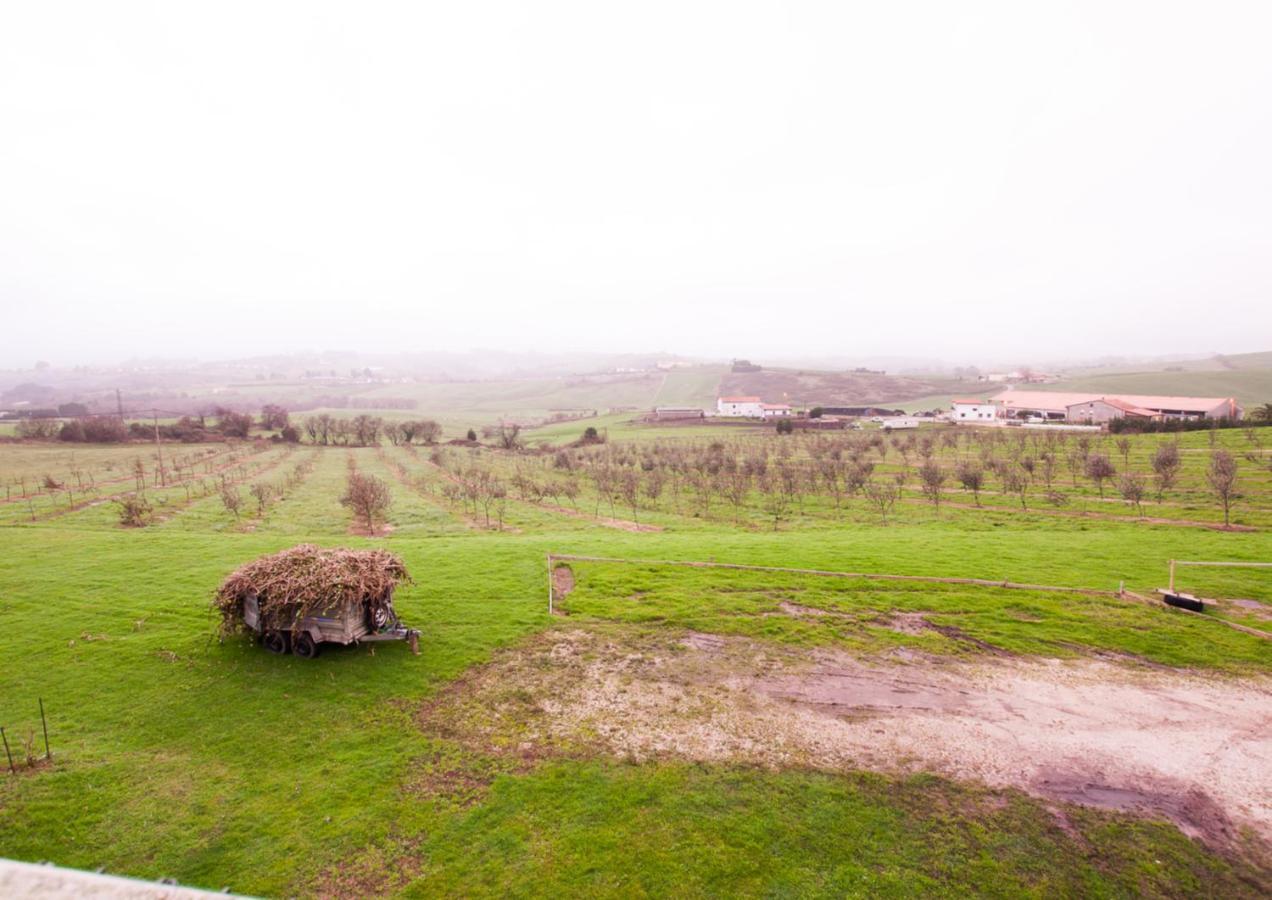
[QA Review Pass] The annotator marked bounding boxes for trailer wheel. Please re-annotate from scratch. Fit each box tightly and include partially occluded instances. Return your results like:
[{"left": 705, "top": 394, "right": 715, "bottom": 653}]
[
  {"left": 293, "top": 632, "right": 320, "bottom": 659},
  {"left": 368, "top": 603, "right": 390, "bottom": 631},
  {"left": 262, "top": 631, "right": 289, "bottom": 654}
]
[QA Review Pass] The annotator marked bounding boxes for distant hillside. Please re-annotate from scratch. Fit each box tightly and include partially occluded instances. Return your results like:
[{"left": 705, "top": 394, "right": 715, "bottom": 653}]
[
  {"left": 1040, "top": 367, "right": 1272, "bottom": 407},
  {"left": 719, "top": 369, "right": 985, "bottom": 407},
  {"left": 1061, "top": 349, "right": 1272, "bottom": 377}
]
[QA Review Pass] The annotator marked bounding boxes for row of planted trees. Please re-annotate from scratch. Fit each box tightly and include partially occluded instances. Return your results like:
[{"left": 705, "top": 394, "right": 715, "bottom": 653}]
[
  {"left": 421, "top": 425, "right": 1254, "bottom": 528},
  {"left": 217, "top": 450, "right": 317, "bottom": 523},
  {"left": 114, "top": 443, "right": 280, "bottom": 527},
  {"left": 300, "top": 414, "right": 442, "bottom": 447}
]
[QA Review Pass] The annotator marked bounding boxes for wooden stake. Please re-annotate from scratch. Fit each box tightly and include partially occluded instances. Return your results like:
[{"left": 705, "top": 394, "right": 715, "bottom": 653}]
[
  {"left": 547, "top": 553, "right": 553, "bottom": 616},
  {"left": 1, "top": 726, "right": 14, "bottom": 774},
  {"left": 152, "top": 410, "right": 167, "bottom": 487},
  {"left": 39, "top": 698, "right": 50, "bottom": 760}
]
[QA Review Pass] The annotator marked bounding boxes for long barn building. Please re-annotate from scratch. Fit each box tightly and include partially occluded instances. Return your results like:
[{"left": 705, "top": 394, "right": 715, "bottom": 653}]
[{"left": 990, "top": 390, "right": 1242, "bottom": 423}]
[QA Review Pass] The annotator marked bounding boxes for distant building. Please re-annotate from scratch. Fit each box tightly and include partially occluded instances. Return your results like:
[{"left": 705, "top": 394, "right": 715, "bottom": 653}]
[
  {"left": 717, "top": 396, "right": 764, "bottom": 417},
  {"left": 883, "top": 417, "right": 920, "bottom": 430},
  {"left": 760, "top": 403, "right": 792, "bottom": 418},
  {"left": 819, "top": 406, "right": 905, "bottom": 418},
  {"left": 794, "top": 416, "right": 848, "bottom": 430},
  {"left": 1065, "top": 398, "right": 1161, "bottom": 425},
  {"left": 992, "top": 390, "right": 1242, "bottom": 422},
  {"left": 653, "top": 406, "right": 706, "bottom": 421},
  {"left": 982, "top": 370, "right": 1055, "bottom": 384},
  {"left": 950, "top": 397, "right": 999, "bottom": 423}
]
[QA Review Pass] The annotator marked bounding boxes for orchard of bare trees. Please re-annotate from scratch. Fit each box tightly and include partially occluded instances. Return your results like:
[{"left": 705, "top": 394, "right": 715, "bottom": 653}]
[{"left": 403, "top": 424, "right": 1259, "bottom": 530}]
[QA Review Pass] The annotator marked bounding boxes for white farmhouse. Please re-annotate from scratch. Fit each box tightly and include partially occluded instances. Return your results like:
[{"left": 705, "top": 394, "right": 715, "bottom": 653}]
[
  {"left": 760, "top": 403, "right": 792, "bottom": 418},
  {"left": 716, "top": 396, "right": 764, "bottom": 417},
  {"left": 950, "top": 397, "right": 999, "bottom": 424}
]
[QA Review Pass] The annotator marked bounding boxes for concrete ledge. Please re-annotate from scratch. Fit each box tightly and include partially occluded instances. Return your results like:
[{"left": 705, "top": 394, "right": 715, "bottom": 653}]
[{"left": 0, "top": 858, "right": 243, "bottom": 899}]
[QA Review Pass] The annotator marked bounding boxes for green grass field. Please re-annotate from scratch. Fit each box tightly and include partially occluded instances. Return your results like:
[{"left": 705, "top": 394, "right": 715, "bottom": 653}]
[
  {"left": 1039, "top": 368, "right": 1272, "bottom": 408},
  {"left": 2, "top": 424, "right": 1270, "bottom": 897}
]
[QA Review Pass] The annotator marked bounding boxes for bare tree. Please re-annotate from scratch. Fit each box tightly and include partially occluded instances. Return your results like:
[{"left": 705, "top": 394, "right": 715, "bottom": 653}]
[
  {"left": 1001, "top": 467, "right": 1029, "bottom": 510},
  {"left": 351, "top": 414, "right": 383, "bottom": 446},
  {"left": 1206, "top": 450, "right": 1239, "bottom": 528},
  {"left": 1039, "top": 450, "right": 1057, "bottom": 490},
  {"left": 220, "top": 484, "right": 243, "bottom": 520},
  {"left": 643, "top": 469, "right": 665, "bottom": 510},
  {"left": 818, "top": 459, "right": 845, "bottom": 515},
  {"left": 249, "top": 482, "right": 274, "bottom": 516},
  {"left": 342, "top": 472, "right": 393, "bottom": 532},
  {"left": 1115, "top": 437, "right": 1132, "bottom": 468},
  {"left": 116, "top": 494, "right": 153, "bottom": 527},
  {"left": 1084, "top": 454, "right": 1116, "bottom": 498},
  {"left": 618, "top": 470, "right": 641, "bottom": 521},
  {"left": 956, "top": 462, "right": 984, "bottom": 506},
  {"left": 1151, "top": 442, "right": 1181, "bottom": 501},
  {"left": 217, "top": 410, "right": 253, "bottom": 438},
  {"left": 721, "top": 469, "right": 751, "bottom": 523},
  {"left": 259, "top": 404, "right": 289, "bottom": 430},
  {"left": 497, "top": 423, "right": 522, "bottom": 450},
  {"left": 1117, "top": 471, "right": 1146, "bottom": 517},
  {"left": 758, "top": 472, "right": 791, "bottom": 530},
  {"left": 863, "top": 479, "right": 900, "bottom": 524},
  {"left": 560, "top": 479, "right": 580, "bottom": 510},
  {"left": 918, "top": 459, "right": 946, "bottom": 508}
]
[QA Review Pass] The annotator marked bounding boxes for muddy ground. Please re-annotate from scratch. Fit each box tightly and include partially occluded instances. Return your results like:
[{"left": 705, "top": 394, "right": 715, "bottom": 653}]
[{"left": 420, "top": 625, "right": 1272, "bottom": 856}]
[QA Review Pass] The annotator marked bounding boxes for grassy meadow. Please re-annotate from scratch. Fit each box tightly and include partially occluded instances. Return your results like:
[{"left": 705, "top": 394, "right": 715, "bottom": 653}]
[{"left": 1, "top": 421, "right": 1270, "bottom": 897}]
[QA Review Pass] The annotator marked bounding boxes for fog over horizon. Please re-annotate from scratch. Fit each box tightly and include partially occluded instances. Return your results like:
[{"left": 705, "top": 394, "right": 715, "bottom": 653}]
[{"left": 3, "top": 2, "right": 1271, "bottom": 369}]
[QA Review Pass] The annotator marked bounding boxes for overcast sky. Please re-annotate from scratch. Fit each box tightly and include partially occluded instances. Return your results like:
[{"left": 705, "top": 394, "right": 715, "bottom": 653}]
[{"left": 2, "top": 1, "right": 1270, "bottom": 368}]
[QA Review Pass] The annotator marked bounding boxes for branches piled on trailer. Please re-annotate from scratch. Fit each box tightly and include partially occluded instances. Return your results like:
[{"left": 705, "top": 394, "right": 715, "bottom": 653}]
[{"left": 214, "top": 544, "right": 410, "bottom": 633}]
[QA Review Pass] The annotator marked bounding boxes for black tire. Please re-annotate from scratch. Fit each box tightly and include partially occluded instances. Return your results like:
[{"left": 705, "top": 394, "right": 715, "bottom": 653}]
[
  {"left": 293, "top": 632, "right": 320, "bottom": 659},
  {"left": 368, "top": 603, "right": 390, "bottom": 631},
  {"left": 262, "top": 631, "right": 289, "bottom": 654}
]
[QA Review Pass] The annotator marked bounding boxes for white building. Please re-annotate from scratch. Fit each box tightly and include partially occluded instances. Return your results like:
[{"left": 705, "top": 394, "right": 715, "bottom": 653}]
[
  {"left": 716, "top": 396, "right": 764, "bottom": 417},
  {"left": 883, "top": 417, "right": 920, "bottom": 430},
  {"left": 950, "top": 397, "right": 999, "bottom": 423},
  {"left": 760, "top": 403, "right": 792, "bottom": 418}
]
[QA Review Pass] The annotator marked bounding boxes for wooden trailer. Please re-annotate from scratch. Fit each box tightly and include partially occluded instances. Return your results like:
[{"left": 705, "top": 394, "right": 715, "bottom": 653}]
[
  {"left": 242, "top": 589, "right": 420, "bottom": 658},
  {"left": 216, "top": 544, "right": 420, "bottom": 659}
]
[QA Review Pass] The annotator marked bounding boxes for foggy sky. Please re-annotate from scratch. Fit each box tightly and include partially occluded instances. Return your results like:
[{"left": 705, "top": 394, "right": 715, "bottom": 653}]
[{"left": 2, "top": 2, "right": 1271, "bottom": 368}]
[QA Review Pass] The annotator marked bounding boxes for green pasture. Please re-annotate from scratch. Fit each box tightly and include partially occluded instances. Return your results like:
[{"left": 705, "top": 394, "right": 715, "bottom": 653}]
[
  {"left": 1040, "top": 368, "right": 1272, "bottom": 408},
  {"left": 1, "top": 426, "right": 1270, "bottom": 897}
]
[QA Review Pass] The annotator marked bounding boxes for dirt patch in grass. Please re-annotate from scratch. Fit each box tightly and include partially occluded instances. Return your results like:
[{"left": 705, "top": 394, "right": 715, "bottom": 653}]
[
  {"left": 882, "top": 611, "right": 934, "bottom": 635},
  {"left": 347, "top": 522, "right": 396, "bottom": 537},
  {"left": 552, "top": 565, "right": 575, "bottom": 604},
  {"left": 1226, "top": 599, "right": 1272, "bottom": 621},
  {"left": 311, "top": 834, "right": 423, "bottom": 898},
  {"left": 778, "top": 600, "right": 837, "bottom": 619},
  {"left": 877, "top": 611, "right": 1014, "bottom": 655},
  {"left": 419, "top": 626, "right": 1272, "bottom": 857},
  {"left": 541, "top": 502, "right": 663, "bottom": 532}
]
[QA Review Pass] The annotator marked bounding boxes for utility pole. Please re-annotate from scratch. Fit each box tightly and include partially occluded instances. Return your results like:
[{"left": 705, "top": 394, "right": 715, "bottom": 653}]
[
  {"left": 116, "top": 388, "right": 124, "bottom": 417},
  {"left": 152, "top": 409, "right": 166, "bottom": 487}
]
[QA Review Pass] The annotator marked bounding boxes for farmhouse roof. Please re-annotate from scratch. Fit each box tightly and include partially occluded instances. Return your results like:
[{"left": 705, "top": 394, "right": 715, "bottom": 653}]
[
  {"left": 951, "top": 397, "right": 993, "bottom": 405},
  {"left": 719, "top": 396, "right": 761, "bottom": 402}
]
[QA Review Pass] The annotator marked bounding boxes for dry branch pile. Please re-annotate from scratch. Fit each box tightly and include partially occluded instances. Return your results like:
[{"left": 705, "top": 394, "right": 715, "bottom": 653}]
[{"left": 214, "top": 544, "right": 410, "bottom": 633}]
